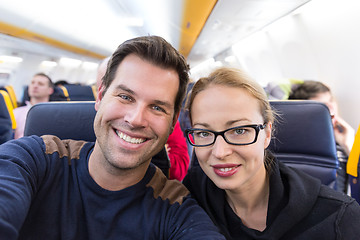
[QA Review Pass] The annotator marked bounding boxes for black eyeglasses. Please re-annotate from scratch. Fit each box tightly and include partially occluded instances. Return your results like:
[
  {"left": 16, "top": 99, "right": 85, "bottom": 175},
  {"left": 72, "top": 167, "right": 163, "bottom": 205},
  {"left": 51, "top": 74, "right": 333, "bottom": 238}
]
[{"left": 185, "top": 124, "right": 266, "bottom": 147}]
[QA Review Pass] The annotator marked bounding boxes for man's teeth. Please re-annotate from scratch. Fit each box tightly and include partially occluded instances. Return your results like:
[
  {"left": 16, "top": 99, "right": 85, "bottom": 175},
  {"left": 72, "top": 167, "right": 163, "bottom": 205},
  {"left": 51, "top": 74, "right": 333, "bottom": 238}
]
[
  {"left": 117, "top": 131, "right": 145, "bottom": 144},
  {"left": 219, "top": 167, "right": 236, "bottom": 172}
]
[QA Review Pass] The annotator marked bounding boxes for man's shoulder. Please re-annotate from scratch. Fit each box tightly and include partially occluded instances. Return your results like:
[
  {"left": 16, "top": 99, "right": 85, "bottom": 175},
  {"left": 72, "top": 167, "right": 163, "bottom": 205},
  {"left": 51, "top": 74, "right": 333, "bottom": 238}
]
[
  {"left": 41, "top": 135, "right": 90, "bottom": 162},
  {"left": 146, "top": 167, "right": 190, "bottom": 205}
]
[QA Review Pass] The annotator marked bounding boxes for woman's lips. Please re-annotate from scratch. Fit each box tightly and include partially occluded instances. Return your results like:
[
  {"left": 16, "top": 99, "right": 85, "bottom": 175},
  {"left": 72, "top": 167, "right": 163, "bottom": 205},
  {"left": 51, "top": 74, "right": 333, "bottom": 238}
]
[{"left": 212, "top": 164, "right": 241, "bottom": 177}]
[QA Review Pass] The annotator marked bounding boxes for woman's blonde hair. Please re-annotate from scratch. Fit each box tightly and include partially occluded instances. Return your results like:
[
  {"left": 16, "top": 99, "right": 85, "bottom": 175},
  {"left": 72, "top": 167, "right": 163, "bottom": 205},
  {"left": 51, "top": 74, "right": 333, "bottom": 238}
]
[
  {"left": 186, "top": 67, "right": 276, "bottom": 172},
  {"left": 187, "top": 67, "right": 274, "bottom": 125}
]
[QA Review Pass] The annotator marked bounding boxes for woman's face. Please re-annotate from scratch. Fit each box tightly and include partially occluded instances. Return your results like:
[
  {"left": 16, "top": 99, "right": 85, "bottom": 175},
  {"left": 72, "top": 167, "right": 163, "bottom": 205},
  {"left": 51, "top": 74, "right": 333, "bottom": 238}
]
[{"left": 191, "top": 85, "right": 272, "bottom": 191}]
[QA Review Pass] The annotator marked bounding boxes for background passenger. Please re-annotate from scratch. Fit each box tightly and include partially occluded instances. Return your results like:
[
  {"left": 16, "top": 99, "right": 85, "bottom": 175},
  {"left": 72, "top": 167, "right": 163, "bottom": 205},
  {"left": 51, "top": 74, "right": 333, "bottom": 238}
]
[
  {"left": 166, "top": 120, "right": 189, "bottom": 181},
  {"left": 0, "top": 36, "right": 225, "bottom": 239},
  {"left": 288, "top": 80, "right": 355, "bottom": 194},
  {"left": 13, "top": 73, "right": 54, "bottom": 139},
  {"left": 96, "top": 56, "right": 111, "bottom": 90},
  {"left": 183, "top": 67, "right": 360, "bottom": 239}
]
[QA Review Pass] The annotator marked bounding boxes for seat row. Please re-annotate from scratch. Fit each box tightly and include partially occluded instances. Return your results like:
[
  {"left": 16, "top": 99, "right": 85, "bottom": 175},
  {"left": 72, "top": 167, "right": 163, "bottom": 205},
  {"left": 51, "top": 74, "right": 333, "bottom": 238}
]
[{"left": 20, "top": 84, "right": 97, "bottom": 105}]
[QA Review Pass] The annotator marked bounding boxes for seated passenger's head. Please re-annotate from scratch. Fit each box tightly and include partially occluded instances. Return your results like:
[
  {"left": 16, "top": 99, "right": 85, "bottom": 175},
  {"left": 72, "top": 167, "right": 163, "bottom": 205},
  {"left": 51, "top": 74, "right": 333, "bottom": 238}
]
[
  {"left": 185, "top": 67, "right": 274, "bottom": 191},
  {"left": 96, "top": 56, "right": 110, "bottom": 90},
  {"left": 28, "top": 73, "right": 54, "bottom": 101},
  {"left": 288, "top": 80, "right": 338, "bottom": 119}
]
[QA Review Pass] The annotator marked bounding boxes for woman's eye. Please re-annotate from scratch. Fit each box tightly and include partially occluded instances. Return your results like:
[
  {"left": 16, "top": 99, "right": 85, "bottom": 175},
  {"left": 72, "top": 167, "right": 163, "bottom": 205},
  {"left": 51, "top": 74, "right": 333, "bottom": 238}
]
[
  {"left": 196, "top": 131, "right": 211, "bottom": 138},
  {"left": 234, "top": 128, "right": 246, "bottom": 135}
]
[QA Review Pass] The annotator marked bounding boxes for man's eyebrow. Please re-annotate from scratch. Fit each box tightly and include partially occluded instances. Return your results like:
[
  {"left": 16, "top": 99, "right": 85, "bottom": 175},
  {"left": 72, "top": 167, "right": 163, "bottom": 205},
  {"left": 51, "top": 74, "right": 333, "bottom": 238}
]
[
  {"left": 116, "top": 84, "right": 135, "bottom": 95},
  {"left": 153, "top": 99, "right": 173, "bottom": 109}
]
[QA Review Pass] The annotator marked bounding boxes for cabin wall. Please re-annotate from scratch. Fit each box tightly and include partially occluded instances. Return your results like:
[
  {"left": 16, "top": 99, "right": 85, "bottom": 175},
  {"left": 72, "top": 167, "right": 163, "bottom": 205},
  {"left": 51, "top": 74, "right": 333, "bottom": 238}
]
[{"left": 232, "top": 0, "right": 360, "bottom": 129}]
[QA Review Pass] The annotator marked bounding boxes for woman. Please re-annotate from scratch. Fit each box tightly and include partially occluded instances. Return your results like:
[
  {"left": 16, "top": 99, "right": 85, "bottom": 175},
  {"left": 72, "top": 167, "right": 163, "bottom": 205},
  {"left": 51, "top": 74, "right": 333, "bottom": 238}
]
[{"left": 183, "top": 67, "right": 360, "bottom": 239}]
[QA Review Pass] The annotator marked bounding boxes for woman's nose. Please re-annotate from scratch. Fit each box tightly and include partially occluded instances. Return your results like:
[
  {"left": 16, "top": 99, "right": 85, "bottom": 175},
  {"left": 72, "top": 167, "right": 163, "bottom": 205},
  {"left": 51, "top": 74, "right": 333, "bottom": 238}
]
[{"left": 211, "top": 135, "right": 232, "bottom": 159}]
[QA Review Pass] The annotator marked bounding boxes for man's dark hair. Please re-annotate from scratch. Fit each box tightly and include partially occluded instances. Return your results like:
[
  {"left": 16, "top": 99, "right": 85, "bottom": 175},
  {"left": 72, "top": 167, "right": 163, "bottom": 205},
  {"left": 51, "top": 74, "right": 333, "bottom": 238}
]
[
  {"left": 288, "top": 80, "right": 330, "bottom": 100},
  {"left": 102, "top": 36, "right": 190, "bottom": 115},
  {"left": 34, "top": 73, "right": 54, "bottom": 88}
]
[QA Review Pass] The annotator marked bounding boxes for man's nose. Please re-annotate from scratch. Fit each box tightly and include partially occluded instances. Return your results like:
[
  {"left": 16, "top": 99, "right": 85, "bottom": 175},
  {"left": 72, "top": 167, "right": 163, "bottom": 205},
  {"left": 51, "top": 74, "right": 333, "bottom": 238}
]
[{"left": 123, "top": 105, "right": 149, "bottom": 128}]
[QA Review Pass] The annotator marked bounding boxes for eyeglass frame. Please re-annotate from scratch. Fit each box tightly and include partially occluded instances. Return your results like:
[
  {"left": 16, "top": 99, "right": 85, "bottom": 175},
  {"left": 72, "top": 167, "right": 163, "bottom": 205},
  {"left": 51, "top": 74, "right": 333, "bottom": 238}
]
[{"left": 185, "top": 124, "right": 267, "bottom": 147}]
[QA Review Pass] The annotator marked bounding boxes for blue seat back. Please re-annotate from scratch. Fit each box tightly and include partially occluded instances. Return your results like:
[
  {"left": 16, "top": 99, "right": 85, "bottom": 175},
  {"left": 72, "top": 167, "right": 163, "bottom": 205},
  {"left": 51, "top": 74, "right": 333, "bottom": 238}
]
[
  {"left": 24, "top": 101, "right": 170, "bottom": 176},
  {"left": 0, "top": 90, "right": 14, "bottom": 144},
  {"left": 268, "top": 100, "right": 338, "bottom": 188},
  {"left": 63, "top": 84, "right": 96, "bottom": 101}
]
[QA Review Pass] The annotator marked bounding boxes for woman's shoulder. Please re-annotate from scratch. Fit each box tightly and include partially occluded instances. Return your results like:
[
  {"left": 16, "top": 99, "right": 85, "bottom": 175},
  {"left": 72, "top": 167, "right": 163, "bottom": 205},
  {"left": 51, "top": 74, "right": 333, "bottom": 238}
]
[{"left": 318, "top": 184, "right": 357, "bottom": 204}]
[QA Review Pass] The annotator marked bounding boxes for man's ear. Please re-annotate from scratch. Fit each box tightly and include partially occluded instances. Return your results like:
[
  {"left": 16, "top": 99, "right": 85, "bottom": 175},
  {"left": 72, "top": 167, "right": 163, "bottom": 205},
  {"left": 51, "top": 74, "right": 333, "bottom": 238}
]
[
  {"left": 48, "top": 87, "right": 54, "bottom": 95},
  {"left": 95, "top": 84, "right": 105, "bottom": 111}
]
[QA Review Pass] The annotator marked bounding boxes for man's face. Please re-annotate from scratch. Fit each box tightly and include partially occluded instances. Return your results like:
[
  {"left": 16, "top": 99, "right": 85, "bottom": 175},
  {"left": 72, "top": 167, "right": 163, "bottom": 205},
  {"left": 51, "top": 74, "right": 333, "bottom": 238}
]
[
  {"left": 28, "top": 75, "right": 53, "bottom": 99},
  {"left": 93, "top": 54, "right": 179, "bottom": 172}
]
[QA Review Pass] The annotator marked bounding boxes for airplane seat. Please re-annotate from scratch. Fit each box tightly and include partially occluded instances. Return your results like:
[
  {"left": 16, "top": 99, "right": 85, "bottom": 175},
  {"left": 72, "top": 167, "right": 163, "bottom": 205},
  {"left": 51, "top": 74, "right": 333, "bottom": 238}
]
[
  {"left": 350, "top": 173, "right": 360, "bottom": 204},
  {"left": 23, "top": 101, "right": 170, "bottom": 177},
  {"left": 0, "top": 85, "right": 18, "bottom": 108},
  {"left": 268, "top": 100, "right": 338, "bottom": 188},
  {"left": 51, "top": 86, "right": 69, "bottom": 101},
  {"left": 189, "top": 100, "right": 338, "bottom": 189},
  {"left": 0, "top": 90, "right": 16, "bottom": 144},
  {"left": 62, "top": 84, "right": 96, "bottom": 101},
  {"left": 347, "top": 125, "right": 360, "bottom": 204}
]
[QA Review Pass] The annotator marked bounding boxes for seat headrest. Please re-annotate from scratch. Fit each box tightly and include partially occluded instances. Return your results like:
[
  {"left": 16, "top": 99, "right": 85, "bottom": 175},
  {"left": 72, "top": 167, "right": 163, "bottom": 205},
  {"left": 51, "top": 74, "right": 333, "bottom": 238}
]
[
  {"left": 0, "top": 90, "right": 14, "bottom": 144},
  {"left": 24, "top": 101, "right": 96, "bottom": 141},
  {"left": 63, "top": 84, "right": 96, "bottom": 101},
  {"left": 269, "top": 100, "right": 337, "bottom": 159}
]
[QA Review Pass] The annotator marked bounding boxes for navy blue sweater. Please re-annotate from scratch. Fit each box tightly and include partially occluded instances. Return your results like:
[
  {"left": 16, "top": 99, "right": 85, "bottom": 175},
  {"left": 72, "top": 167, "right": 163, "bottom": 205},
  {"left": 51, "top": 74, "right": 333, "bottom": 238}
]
[{"left": 0, "top": 135, "right": 225, "bottom": 239}]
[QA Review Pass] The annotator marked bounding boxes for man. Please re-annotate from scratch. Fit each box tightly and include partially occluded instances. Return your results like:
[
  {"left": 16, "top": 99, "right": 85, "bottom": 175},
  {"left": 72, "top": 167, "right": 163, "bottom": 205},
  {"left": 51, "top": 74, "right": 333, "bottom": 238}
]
[
  {"left": 0, "top": 36, "right": 225, "bottom": 239},
  {"left": 13, "top": 73, "right": 54, "bottom": 139}
]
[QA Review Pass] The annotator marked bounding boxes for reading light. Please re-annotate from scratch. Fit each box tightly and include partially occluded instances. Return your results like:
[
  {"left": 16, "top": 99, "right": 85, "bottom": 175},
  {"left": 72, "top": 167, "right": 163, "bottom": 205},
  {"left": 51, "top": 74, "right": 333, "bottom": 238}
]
[
  {"left": 40, "top": 60, "right": 58, "bottom": 67},
  {"left": 59, "top": 57, "right": 82, "bottom": 67},
  {"left": 0, "top": 55, "right": 23, "bottom": 63}
]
